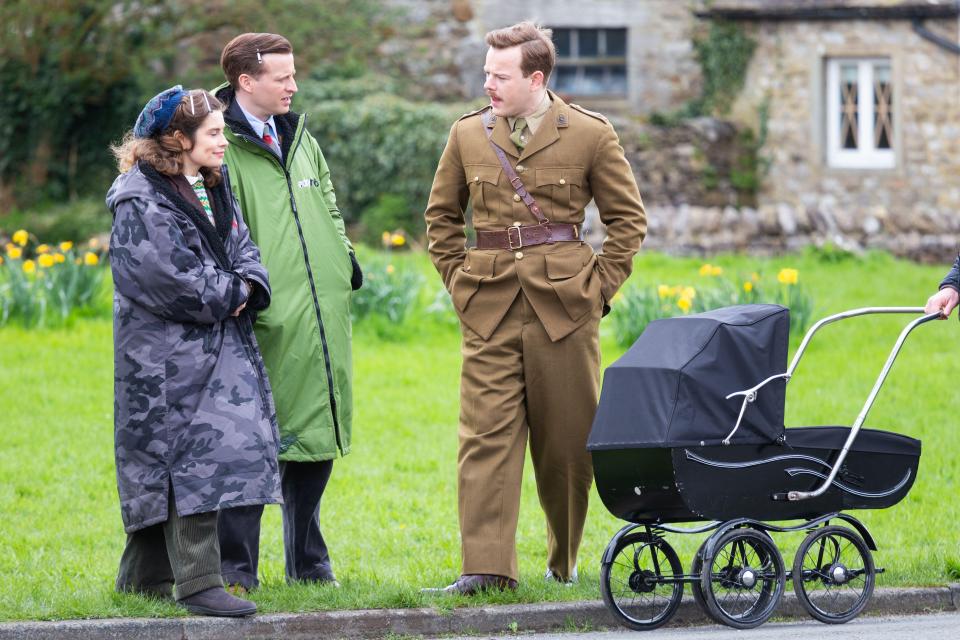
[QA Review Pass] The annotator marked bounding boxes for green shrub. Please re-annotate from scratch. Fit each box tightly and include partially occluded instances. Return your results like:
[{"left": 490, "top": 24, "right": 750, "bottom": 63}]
[
  {"left": 303, "top": 90, "right": 476, "bottom": 236},
  {"left": 0, "top": 199, "right": 110, "bottom": 244}
]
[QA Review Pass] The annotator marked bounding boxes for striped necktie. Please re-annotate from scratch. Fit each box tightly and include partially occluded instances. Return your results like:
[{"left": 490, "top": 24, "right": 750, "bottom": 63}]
[{"left": 262, "top": 122, "right": 281, "bottom": 156}]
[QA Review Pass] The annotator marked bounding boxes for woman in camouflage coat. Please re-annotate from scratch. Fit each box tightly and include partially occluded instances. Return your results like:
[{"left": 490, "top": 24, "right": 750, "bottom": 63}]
[{"left": 106, "top": 86, "right": 281, "bottom": 616}]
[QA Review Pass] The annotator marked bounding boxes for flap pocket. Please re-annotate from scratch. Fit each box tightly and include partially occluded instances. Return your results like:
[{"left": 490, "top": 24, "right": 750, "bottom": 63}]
[
  {"left": 545, "top": 250, "right": 588, "bottom": 280},
  {"left": 465, "top": 164, "right": 501, "bottom": 186},
  {"left": 464, "top": 250, "right": 497, "bottom": 277},
  {"left": 535, "top": 167, "right": 584, "bottom": 187}
]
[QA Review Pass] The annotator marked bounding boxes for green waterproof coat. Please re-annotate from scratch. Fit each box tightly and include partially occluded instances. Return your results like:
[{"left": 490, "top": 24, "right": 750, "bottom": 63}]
[{"left": 216, "top": 84, "right": 353, "bottom": 461}]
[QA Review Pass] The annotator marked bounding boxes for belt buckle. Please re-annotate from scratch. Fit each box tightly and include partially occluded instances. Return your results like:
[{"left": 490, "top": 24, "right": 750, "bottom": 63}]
[{"left": 507, "top": 224, "right": 523, "bottom": 250}]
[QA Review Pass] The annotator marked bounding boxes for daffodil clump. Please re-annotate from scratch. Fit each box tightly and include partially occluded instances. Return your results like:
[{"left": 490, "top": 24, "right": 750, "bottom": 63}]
[
  {"left": 350, "top": 253, "right": 423, "bottom": 335},
  {"left": 381, "top": 230, "right": 408, "bottom": 250},
  {"left": 1, "top": 229, "right": 105, "bottom": 328},
  {"left": 610, "top": 263, "right": 814, "bottom": 348}
]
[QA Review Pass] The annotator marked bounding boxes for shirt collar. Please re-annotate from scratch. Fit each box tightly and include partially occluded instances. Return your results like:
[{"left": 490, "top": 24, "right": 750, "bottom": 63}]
[
  {"left": 185, "top": 174, "right": 203, "bottom": 186},
  {"left": 508, "top": 91, "right": 553, "bottom": 135},
  {"left": 235, "top": 100, "right": 278, "bottom": 139}
]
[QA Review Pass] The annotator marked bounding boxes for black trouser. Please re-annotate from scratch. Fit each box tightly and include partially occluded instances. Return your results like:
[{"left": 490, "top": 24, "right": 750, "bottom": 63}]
[
  {"left": 218, "top": 460, "right": 335, "bottom": 588},
  {"left": 116, "top": 492, "right": 223, "bottom": 601}
]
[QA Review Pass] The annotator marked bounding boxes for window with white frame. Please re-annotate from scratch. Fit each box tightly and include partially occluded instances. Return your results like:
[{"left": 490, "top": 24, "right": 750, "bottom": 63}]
[
  {"left": 550, "top": 28, "right": 628, "bottom": 97},
  {"left": 826, "top": 58, "right": 894, "bottom": 169}
]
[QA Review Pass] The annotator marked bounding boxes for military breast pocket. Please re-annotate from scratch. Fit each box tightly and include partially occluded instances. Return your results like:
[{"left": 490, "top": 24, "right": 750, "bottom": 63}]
[
  {"left": 534, "top": 167, "right": 584, "bottom": 220},
  {"left": 464, "top": 164, "right": 501, "bottom": 222}
]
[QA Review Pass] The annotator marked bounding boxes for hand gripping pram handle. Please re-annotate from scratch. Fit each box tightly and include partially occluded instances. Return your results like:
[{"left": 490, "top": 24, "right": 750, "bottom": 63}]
[{"left": 724, "top": 307, "right": 940, "bottom": 501}]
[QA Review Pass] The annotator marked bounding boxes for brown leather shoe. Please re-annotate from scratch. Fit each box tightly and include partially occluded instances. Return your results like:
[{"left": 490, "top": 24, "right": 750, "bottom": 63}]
[{"left": 432, "top": 573, "right": 518, "bottom": 595}]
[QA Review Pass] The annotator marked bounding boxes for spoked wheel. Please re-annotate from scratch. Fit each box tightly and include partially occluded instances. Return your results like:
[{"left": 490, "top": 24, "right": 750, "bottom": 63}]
[
  {"left": 700, "top": 528, "right": 785, "bottom": 629},
  {"left": 600, "top": 532, "right": 684, "bottom": 631},
  {"left": 793, "top": 525, "right": 875, "bottom": 624}
]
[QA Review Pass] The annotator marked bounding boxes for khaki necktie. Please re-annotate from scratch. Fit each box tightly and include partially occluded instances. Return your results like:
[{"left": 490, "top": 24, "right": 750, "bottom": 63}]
[{"left": 509, "top": 117, "right": 528, "bottom": 150}]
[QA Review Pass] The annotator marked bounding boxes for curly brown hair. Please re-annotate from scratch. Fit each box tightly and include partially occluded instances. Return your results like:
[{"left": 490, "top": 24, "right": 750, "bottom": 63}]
[
  {"left": 112, "top": 90, "right": 225, "bottom": 185},
  {"left": 485, "top": 21, "right": 556, "bottom": 81}
]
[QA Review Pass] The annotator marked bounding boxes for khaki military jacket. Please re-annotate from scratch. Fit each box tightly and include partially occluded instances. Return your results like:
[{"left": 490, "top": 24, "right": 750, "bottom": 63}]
[{"left": 425, "top": 91, "right": 647, "bottom": 341}]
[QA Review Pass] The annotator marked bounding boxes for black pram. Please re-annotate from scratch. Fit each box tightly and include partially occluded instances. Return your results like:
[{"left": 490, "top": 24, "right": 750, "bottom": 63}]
[{"left": 588, "top": 304, "right": 936, "bottom": 630}]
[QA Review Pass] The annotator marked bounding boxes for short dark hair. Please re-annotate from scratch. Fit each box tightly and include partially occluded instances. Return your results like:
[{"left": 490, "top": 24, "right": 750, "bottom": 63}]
[
  {"left": 220, "top": 33, "right": 294, "bottom": 89},
  {"left": 485, "top": 21, "right": 556, "bottom": 80}
]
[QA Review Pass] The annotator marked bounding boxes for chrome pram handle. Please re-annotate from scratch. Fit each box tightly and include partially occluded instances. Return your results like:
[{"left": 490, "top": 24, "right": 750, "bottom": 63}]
[{"left": 725, "top": 307, "right": 941, "bottom": 501}]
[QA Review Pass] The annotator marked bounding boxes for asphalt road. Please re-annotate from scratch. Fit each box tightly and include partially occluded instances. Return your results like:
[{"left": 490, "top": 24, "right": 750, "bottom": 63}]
[{"left": 435, "top": 611, "right": 960, "bottom": 640}]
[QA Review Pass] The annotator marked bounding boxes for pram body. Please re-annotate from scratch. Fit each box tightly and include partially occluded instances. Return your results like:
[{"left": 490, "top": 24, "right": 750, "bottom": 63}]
[{"left": 588, "top": 304, "right": 934, "bottom": 630}]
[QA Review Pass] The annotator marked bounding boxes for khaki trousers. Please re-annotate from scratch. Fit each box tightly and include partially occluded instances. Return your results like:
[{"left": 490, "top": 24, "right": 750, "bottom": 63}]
[{"left": 458, "top": 291, "right": 600, "bottom": 582}]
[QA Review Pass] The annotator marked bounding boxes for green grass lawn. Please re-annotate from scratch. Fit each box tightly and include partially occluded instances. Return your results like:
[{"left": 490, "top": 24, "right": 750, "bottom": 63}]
[{"left": 0, "top": 249, "right": 957, "bottom": 621}]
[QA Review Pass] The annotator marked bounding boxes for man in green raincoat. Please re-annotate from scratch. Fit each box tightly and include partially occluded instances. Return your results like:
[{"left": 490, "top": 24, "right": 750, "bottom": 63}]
[{"left": 214, "top": 32, "right": 360, "bottom": 589}]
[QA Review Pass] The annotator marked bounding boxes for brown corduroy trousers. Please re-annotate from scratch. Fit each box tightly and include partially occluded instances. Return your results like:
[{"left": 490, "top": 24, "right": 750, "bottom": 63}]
[{"left": 458, "top": 292, "right": 601, "bottom": 582}]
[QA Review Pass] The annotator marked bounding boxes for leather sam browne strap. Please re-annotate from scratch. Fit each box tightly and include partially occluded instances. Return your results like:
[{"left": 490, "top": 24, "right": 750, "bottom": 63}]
[
  {"left": 481, "top": 111, "right": 549, "bottom": 224},
  {"left": 477, "top": 111, "right": 579, "bottom": 250}
]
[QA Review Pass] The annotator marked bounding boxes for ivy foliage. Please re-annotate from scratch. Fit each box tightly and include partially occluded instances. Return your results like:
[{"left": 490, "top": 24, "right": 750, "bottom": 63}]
[{"left": 690, "top": 21, "right": 757, "bottom": 117}]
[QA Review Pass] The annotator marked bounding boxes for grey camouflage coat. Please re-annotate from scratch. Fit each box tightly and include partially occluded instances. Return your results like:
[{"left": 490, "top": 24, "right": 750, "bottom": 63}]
[{"left": 107, "top": 162, "right": 282, "bottom": 533}]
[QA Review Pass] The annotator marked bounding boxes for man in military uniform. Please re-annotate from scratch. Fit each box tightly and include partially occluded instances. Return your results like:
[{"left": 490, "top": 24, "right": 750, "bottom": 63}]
[{"left": 424, "top": 21, "right": 647, "bottom": 594}]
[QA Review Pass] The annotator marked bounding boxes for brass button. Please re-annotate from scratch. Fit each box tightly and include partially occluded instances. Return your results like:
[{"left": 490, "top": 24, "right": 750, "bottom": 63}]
[
  {"left": 515, "top": 251, "right": 524, "bottom": 259},
  {"left": 474, "top": 176, "right": 480, "bottom": 183},
  {"left": 512, "top": 221, "right": 521, "bottom": 227},
  {"left": 464, "top": 265, "right": 471, "bottom": 272},
  {"left": 516, "top": 164, "right": 525, "bottom": 172},
  {"left": 559, "top": 178, "right": 567, "bottom": 185},
  {"left": 513, "top": 194, "right": 521, "bottom": 202}
]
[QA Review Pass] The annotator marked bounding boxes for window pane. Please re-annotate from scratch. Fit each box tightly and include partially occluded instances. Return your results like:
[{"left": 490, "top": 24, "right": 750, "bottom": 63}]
[
  {"left": 554, "top": 28, "right": 571, "bottom": 58},
  {"left": 583, "top": 66, "right": 604, "bottom": 92},
  {"left": 579, "top": 29, "right": 599, "bottom": 57},
  {"left": 840, "top": 63, "right": 859, "bottom": 149},
  {"left": 874, "top": 63, "right": 893, "bottom": 149},
  {"left": 609, "top": 65, "right": 627, "bottom": 94},
  {"left": 553, "top": 65, "right": 578, "bottom": 93},
  {"left": 605, "top": 29, "right": 627, "bottom": 56}
]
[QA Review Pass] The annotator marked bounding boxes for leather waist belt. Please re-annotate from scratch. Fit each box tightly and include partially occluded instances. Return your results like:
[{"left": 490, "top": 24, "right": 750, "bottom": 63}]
[{"left": 475, "top": 222, "right": 580, "bottom": 251}]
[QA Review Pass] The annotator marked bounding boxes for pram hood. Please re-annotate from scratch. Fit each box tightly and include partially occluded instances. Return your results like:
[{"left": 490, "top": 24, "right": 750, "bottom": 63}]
[{"left": 588, "top": 304, "right": 789, "bottom": 450}]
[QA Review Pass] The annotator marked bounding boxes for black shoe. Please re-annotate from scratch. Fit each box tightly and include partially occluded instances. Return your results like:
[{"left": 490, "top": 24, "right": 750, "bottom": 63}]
[
  {"left": 422, "top": 574, "right": 518, "bottom": 596},
  {"left": 179, "top": 586, "right": 257, "bottom": 617}
]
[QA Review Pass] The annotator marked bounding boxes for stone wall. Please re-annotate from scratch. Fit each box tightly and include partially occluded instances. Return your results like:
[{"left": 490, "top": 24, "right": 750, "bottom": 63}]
[
  {"left": 382, "top": 0, "right": 703, "bottom": 114},
  {"left": 725, "top": 16, "right": 960, "bottom": 261}
]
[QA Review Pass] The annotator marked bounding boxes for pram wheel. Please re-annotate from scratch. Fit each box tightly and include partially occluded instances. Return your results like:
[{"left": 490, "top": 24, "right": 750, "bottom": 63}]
[
  {"left": 600, "top": 532, "right": 683, "bottom": 630},
  {"left": 793, "top": 525, "right": 875, "bottom": 624},
  {"left": 700, "top": 528, "right": 785, "bottom": 629}
]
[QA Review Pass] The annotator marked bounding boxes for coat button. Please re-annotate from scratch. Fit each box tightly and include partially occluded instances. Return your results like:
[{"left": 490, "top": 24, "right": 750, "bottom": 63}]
[
  {"left": 515, "top": 252, "right": 524, "bottom": 259},
  {"left": 513, "top": 194, "right": 521, "bottom": 202},
  {"left": 474, "top": 176, "right": 480, "bottom": 183},
  {"left": 464, "top": 265, "right": 471, "bottom": 272},
  {"left": 559, "top": 178, "right": 567, "bottom": 185},
  {"left": 516, "top": 164, "right": 525, "bottom": 172}
]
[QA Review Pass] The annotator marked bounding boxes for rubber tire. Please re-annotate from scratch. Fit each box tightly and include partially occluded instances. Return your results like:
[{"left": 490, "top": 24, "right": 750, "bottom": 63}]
[
  {"left": 792, "top": 525, "right": 875, "bottom": 624},
  {"left": 699, "top": 527, "right": 786, "bottom": 630},
  {"left": 600, "top": 532, "right": 684, "bottom": 631}
]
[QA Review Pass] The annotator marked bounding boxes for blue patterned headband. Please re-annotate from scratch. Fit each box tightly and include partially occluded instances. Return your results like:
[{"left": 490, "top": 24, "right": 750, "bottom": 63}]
[{"left": 134, "top": 85, "right": 187, "bottom": 139}]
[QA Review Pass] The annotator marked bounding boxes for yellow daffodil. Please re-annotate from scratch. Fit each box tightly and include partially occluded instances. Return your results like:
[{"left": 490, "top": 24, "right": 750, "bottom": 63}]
[
  {"left": 777, "top": 268, "right": 799, "bottom": 285},
  {"left": 83, "top": 252, "right": 99, "bottom": 266},
  {"left": 36, "top": 244, "right": 50, "bottom": 254},
  {"left": 12, "top": 229, "right": 28, "bottom": 246},
  {"left": 59, "top": 241, "right": 73, "bottom": 252},
  {"left": 381, "top": 231, "right": 391, "bottom": 246},
  {"left": 386, "top": 264, "right": 396, "bottom": 274},
  {"left": 7, "top": 246, "right": 22, "bottom": 259},
  {"left": 682, "top": 286, "right": 696, "bottom": 299},
  {"left": 710, "top": 265, "right": 723, "bottom": 276},
  {"left": 38, "top": 254, "right": 55, "bottom": 268},
  {"left": 22, "top": 259, "right": 36, "bottom": 274},
  {"left": 391, "top": 233, "right": 406, "bottom": 247},
  {"left": 53, "top": 253, "right": 66, "bottom": 264},
  {"left": 657, "top": 284, "right": 671, "bottom": 299},
  {"left": 677, "top": 296, "right": 692, "bottom": 313},
  {"left": 743, "top": 281, "right": 753, "bottom": 293},
  {"left": 698, "top": 263, "right": 713, "bottom": 276}
]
